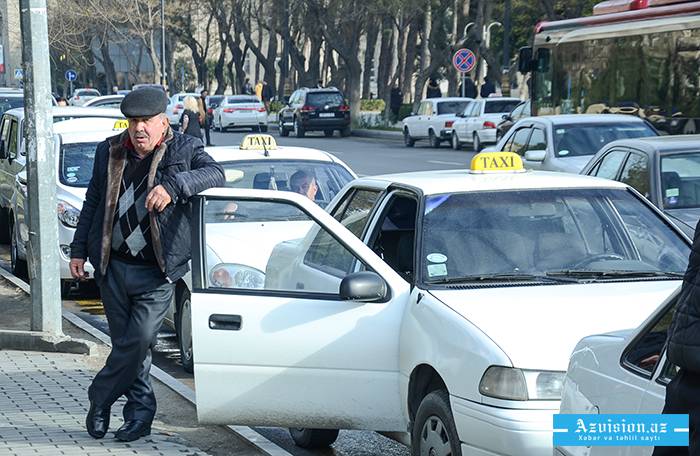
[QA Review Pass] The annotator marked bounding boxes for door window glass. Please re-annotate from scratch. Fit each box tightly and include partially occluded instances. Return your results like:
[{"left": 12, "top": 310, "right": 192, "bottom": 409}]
[
  {"left": 526, "top": 128, "right": 547, "bottom": 151},
  {"left": 7, "top": 120, "right": 18, "bottom": 159},
  {"left": 593, "top": 150, "right": 627, "bottom": 180},
  {"left": 369, "top": 195, "right": 417, "bottom": 282},
  {"left": 620, "top": 153, "right": 650, "bottom": 197},
  {"left": 624, "top": 297, "right": 678, "bottom": 377},
  {"left": 203, "top": 198, "right": 367, "bottom": 294},
  {"left": 331, "top": 189, "right": 381, "bottom": 238},
  {"left": 506, "top": 127, "right": 531, "bottom": 156}
]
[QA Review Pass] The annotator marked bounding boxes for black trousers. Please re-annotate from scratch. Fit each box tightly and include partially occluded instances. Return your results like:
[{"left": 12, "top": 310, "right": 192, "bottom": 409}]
[
  {"left": 653, "top": 369, "right": 700, "bottom": 456},
  {"left": 88, "top": 258, "right": 174, "bottom": 423},
  {"left": 203, "top": 120, "right": 211, "bottom": 146}
]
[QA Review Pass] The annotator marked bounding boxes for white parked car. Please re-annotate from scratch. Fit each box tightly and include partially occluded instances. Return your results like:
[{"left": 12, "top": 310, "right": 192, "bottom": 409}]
[
  {"left": 492, "top": 114, "right": 658, "bottom": 173},
  {"left": 166, "top": 92, "right": 200, "bottom": 126},
  {"left": 167, "top": 134, "right": 356, "bottom": 374},
  {"left": 186, "top": 151, "right": 690, "bottom": 454},
  {"left": 556, "top": 287, "right": 681, "bottom": 456},
  {"left": 402, "top": 97, "right": 472, "bottom": 148},
  {"left": 68, "top": 88, "right": 101, "bottom": 106},
  {"left": 83, "top": 95, "right": 124, "bottom": 109},
  {"left": 451, "top": 97, "right": 521, "bottom": 151},
  {"left": 10, "top": 120, "right": 128, "bottom": 296},
  {"left": 212, "top": 95, "right": 267, "bottom": 132}
]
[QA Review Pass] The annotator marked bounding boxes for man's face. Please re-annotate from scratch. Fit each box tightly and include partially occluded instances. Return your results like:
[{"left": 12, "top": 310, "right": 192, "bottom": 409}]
[
  {"left": 296, "top": 176, "right": 318, "bottom": 200},
  {"left": 127, "top": 114, "right": 168, "bottom": 155},
  {"left": 202, "top": 90, "right": 208, "bottom": 97}
]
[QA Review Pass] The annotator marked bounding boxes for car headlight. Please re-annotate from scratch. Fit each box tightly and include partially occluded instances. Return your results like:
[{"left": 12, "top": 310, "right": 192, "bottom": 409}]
[
  {"left": 209, "top": 263, "right": 265, "bottom": 289},
  {"left": 57, "top": 201, "right": 80, "bottom": 228},
  {"left": 479, "top": 366, "right": 565, "bottom": 401}
]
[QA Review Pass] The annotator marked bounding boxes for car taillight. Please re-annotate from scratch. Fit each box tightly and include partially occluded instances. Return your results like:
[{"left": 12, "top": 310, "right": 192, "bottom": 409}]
[
  {"left": 444, "top": 121, "right": 454, "bottom": 128},
  {"left": 339, "top": 105, "right": 350, "bottom": 112},
  {"left": 223, "top": 108, "right": 234, "bottom": 113},
  {"left": 257, "top": 106, "right": 266, "bottom": 112},
  {"left": 174, "top": 103, "right": 183, "bottom": 113},
  {"left": 207, "top": 108, "right": 212, "bottom": 114},
  {"left": 483, "top": 121, "right": 496, "bottom": 129},
  {"left": 75, "top": 95, "right": 79, "bottom": 100},
  {"left": 301, "top": 105, "right": 315, "bottom": 112}
]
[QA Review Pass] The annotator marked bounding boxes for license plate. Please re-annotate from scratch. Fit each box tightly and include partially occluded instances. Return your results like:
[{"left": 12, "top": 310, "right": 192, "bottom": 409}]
[{"left": 319, "top": 112, "right": 335, "bottom": 118}]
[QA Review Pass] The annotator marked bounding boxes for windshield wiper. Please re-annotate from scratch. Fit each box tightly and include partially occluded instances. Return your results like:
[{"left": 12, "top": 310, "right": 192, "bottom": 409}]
[
  {"left": 429, "top": 272, "right": 578, "bottom": 285},
  {"left": 546, "top": 270, "right": 684, "bottom": 280}
]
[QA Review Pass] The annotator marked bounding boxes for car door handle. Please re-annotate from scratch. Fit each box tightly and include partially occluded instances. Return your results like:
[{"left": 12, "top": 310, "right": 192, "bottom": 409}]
[{"left": 209, "top": 314, "right": 242, "bottom": 331}]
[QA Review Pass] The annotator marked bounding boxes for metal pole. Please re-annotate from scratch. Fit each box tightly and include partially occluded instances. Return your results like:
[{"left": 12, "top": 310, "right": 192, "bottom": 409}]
[
  {"left": 160, "top": 0, "right": 166, "bottom": 87},
  {"left": 19, "top": 0, "right": 62, "bottom": 335},
  {"left": 461, "top": 73, "right": 466, "bottom": 98},
  {"left": 503, "top": 0, "right": 512, "bottom": 69}
]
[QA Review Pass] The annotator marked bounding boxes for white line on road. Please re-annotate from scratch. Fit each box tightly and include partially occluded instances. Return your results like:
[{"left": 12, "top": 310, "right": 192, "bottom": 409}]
[{"left": 427, "top": 160, "right": 463, "bottom": 166}]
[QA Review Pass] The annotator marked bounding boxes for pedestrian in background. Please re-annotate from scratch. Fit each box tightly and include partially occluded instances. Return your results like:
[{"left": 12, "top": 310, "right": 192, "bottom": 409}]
[
  {"left": 316, "top": 79, "right": 324, "bottom": 88},
  {"left": 389, "top": 84, "right": 403, "bottom": 123},
  {"left": 426, "top": 78, "right": 441, "bottom": 98},
  {"left": 255, "top": 80, "right": 263, "bottom": 100},
  {"left": 480, "top": 76, "right": 496, "bottom": 98},
  {"left": 243, "top": 78, "right": 254, "bottom": 95},
  {"left": 459, "top": 77, "right": 477, "bottom": 99},
  {"left": 261, "top": 80, "right": 273, "bottom": 113},
  {"left": 179, "top": 95, "right": 203, "bottom": 141},
  {"left": 199, "top": 90, "right": 212, "bottom": 146},
  {"left": 69, "top": 87, "right": 224, "bottom": 443}
]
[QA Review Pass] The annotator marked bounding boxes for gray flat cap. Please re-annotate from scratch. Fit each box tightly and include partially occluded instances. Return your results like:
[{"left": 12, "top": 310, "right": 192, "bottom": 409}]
[{"left": 120, "top": 87, "right": 168, "bottom": 118}]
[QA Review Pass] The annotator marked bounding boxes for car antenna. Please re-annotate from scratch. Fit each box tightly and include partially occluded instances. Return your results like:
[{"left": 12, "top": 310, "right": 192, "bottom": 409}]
[{"left": 262, "top": 140, "right": 269, "bottom": 157}]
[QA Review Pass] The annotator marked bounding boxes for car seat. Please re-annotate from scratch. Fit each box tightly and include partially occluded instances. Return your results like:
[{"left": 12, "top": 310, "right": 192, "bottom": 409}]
[
  {"left": 253, "top": 172, "right": 288, "bottom": 191},
  {"left": 661, "top": 171, "right": 682, "bottom": 206}
]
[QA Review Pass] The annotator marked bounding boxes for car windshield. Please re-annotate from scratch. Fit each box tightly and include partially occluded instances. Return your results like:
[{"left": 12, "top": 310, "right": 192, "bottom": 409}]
[
  {"left": 226, "top": 97, "right": 259, "bottom": 104},
  {"left": 437, "top": 101, "right": 470, "bottom": 115},
  {"left": 208, "top": 96, "right": 225, "bottom": 107},
  {"left": 0, "top": 96, "right": 23, "bottom": 116},
  {"left": 59, "top": 142, "right": 98, "bottom": 187},
  {"left": 553, "top": 123, "right": 656, "bottom": 158},
  {"left": 421, "top": 188, "right": 689, "bottom": 285},
  {"left": 484, "top": 100, "right": 521, "bottom": 114},
  {"left": 306, "top": 92, "right": 344, "bottom": 107},
  {"left": 661, "top": 152, "right": 700, "bottom": 209},
  {"left": 78, "top": 90, "right": 100, "bottom": 97},
  {"left": 221, "top": 160, "right": 354, "bottom": 208}
]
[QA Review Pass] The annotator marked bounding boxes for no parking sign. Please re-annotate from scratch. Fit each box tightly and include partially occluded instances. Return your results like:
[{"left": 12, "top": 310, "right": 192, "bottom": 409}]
[{"left": 452, "top": 48, "right": 476, "bottom": 73}]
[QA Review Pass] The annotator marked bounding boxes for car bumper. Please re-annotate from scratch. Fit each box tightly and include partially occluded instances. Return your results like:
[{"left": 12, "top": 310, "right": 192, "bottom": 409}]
[
  {"left": 58, "top": 225, "right": 94, "bottom": 281},
  {"left": 220, "top": 112, "right": 267, "bottom": 127},
  {"left": 301, "top": 117, "right": 350, "bottom": 130},
  {"left": 439, "top": 129, "right": 453, "bottom": 140},
  {"left": 452, "top": 395, "right": 554, "bottom": 456},
  {"left": 478, "top": 129, "right": 498, "bottom": 144}
]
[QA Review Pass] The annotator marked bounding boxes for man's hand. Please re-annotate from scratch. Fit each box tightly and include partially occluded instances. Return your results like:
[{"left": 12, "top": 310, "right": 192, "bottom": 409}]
[
  {"left": 145, "top": 185, "right": 172, "bottom": 212},
  {"left": 69, "top": 258, "right": 88, "bottom": 280}
]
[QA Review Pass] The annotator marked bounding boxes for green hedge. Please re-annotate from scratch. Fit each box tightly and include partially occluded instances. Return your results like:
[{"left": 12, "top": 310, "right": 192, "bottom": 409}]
[
  {"left": 398, "top": 104, "right": 414, "bottom": 121},
  {"left": 360, "top": 99, "right": 385, "bottom": 112},
  {"left": 269, "top": 100, "right": 284, "bottom": 113}
]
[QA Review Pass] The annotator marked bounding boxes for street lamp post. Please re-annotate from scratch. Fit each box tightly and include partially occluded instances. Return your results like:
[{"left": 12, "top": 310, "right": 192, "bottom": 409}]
[
  {"left": 482, "top": 21, "right": 502, "bottom": 85},
  {"left": 160, "top": 0, "right": 166, "bottom": 88}
]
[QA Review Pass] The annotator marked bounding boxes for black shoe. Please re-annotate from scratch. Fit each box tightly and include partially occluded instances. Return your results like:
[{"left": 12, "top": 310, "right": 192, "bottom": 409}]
[
  {"left": 114, "top": 419, "right": 152, "bottom": 442},
  {"left": 206, "top": 143, "right": 213, "bottom": 146},
  {"left": 86, "top": 401, "right": 110, "bottom": 439}
]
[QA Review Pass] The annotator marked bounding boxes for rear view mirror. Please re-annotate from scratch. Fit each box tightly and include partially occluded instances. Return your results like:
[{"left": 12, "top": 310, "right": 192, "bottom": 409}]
[
  {"left": 339, "top": 271, "right": 387, "bottom": 303},
  {"left": 17, "top": 170, "right": 27, "bottom": 185},
  {"left": 0, "top": 139, "right": 6, "bottom": 160},
  {"left": 524, "top": 150, "right": 547, "bottom": 162},
  {"left": 518, "top": 47, "right": 533, "bottom": 74}
]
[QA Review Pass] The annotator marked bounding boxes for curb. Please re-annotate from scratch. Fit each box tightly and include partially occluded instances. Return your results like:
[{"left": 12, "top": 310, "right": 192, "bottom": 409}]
[
  {"left": 350, "top": 129, "right": 403, "bottom": 140},
  {"left": 0, "top": 266, "right": 293, "bottom": 456}
]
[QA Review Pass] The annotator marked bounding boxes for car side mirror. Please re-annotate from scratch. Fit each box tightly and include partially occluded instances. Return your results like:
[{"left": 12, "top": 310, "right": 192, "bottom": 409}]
[
  {"left": 502, "top": 114, "right": 511, "bottom": 121},
  {"left": 17, "top": 169, "right": 26, "bottom": 185},
  {"left": 410, "top": 112, "right": 416, "bottom": 116},
  {"left": 339, "top": 271, "right": 387, "bottom": 303},
  {"left": 524, "top": 149, "right": 547, "bottom": 162},
  {"left": 518, "top": 47, "right": 533, "bottom": 74},
  {"left": 0, "top": 139, "right": 6, "bottom": 160}
]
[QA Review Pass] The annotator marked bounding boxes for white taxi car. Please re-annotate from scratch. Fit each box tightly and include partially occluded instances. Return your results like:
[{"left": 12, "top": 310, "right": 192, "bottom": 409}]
[
  {"left": 188, "top": 152, "right": 690, "bottom": 455},
  {"left": 556, "top": 288, "right": 681, "bottom": 456},
  {"left": 167, "top": 134, "right": 356, "bottom": 373}
]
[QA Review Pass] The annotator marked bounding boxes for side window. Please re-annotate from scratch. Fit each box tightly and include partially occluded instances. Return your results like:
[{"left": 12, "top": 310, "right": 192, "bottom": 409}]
[
  {"left": 7, "top": 120, "right": 18, "bottom": 159},
  {"left": 507, "top": 127, "right": 531, "bottom": 155},
  {"left": 331, "top": 189, "right": 381, "bottom": 238},
  {"left": 593, "top": 150, "right": 627, "bottom": 180},
  {"left": 623, "top": 298, "right": 678, "bottom": 378},
  {"left": 511, "top": 103, "right": 525, "bottom": 119},
  {"left": 525, "top": 127, "right": 547, "bottom": 152},
  {"left": 369, "top": 194, "right": 418, "bottom": 282},
  {"left": 619, "top": 153, "right": 651, "bottom": 198},
  {"left": 469, "top": 102, "right": 481, "bottom": 117},
  {"left": 421, "top": 102, "right": 431, "bottom": 116}
]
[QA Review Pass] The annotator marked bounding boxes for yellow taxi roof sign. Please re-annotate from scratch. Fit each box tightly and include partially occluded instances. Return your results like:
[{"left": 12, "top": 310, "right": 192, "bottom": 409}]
[
  {"left": 470, "top": 151, "right": 525, "bottom": 174},
  {"left": 240, "top": 134, "right": 277, "bottom": 150},
  {"left": 113, "top": 119, "right": 129, "bottom": 131}
]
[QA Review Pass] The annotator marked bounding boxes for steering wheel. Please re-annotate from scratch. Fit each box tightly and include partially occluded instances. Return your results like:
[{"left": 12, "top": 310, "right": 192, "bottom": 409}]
[{"left": 569, "top": 253, "right": 624, "bottom": 269}]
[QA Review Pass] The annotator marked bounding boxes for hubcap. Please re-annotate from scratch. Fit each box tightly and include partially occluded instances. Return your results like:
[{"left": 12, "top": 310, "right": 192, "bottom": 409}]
[
  {"left": 419, "top": 415, "right": 452, "bottom": 456},
  {"left": 181, "top": 297, "right": 193, "bottom": 362}
]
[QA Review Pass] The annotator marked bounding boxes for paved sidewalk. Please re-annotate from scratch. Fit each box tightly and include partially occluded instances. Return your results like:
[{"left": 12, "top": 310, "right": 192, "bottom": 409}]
[{"left": 0, "top": 350, "right": 212, "bottom": 455}]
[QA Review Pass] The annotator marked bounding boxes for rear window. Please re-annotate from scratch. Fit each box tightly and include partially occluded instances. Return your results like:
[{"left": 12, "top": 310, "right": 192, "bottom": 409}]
[
  {"left": 306, "top": 92, "right": 344, "bottom": 107},
  {"left": 77, "top": 89, "right": 100, "bottom": 97},
  {"left": 437, "top": 101, "right": 471, "bottom": 115},
  {"left": 0, "top": 96, "right": 23, "bottom": 116},
  {"left": 554, "top": 123, "right": 657, "bottom": 158},
  {"left": 484, "top": 100, "right": 521, "bottom": 114},
  {"left": 59, "top": 142, "right": 99, "bottom": 187},
  {"left": 227, "top": 97, "right": 260, "bottom": 104}
]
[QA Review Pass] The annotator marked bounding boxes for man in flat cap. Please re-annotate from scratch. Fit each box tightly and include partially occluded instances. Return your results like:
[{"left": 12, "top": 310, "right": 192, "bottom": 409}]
[{"left": 69, "top": 87, "right": 224, "bottom": 442}]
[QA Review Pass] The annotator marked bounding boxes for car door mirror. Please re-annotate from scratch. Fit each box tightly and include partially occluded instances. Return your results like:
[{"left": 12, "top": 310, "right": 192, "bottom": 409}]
[
  {"left": 410, "top": 112, "right": 416, "bottom": 116},
  {"left": 518, "top": 46, "right": 534, "bottom": 73},
  {"left": 502, "top": 114, "right": 511, "bottom": 121},
  {"left": 17, "top": 170, "right": 26, "bottom": 185},
  {"left": 524, "top": 149, "right": 547, "bottom": 162},
  {"left": 339, "top": 271, "right": 387, "bottom": 303},
  {"left": 0, "top": 139, "right": 6, "bottom": 160}
]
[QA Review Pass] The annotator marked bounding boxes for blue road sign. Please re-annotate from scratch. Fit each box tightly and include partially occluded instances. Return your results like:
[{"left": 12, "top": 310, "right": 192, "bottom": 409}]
[
  {"left": 65, "top": 70, "right": 77, "bottom": 82},
  {"left": 452, "top": 48, "right": 476, "bottom": 73},
  {"left": 14, "top": 68, "right": 23, "bottom": 80}
]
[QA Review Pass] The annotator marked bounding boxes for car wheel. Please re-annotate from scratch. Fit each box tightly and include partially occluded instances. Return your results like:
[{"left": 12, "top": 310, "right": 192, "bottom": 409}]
[
  {"left": 411, "top": 390, "right": 462, "bottom": 456},
  {"left": 0, "top": 208, "right": 10, "bottom": 244},
  {"left": 404, "top": 128, "right": 415, "bottom": 147},
  {"left": 279, "top": 118, "right": 289, "bottom": 137},
  {"left": 324, "top": 130, "right": 334, "bottom": 137},
  {"left": 176, "top": 286, "right": 194, "bottom": 373},
  {"left": 289, "top": 428, "right": 340, "bottom": 449},
  {"left": 294, "top": 118, "right": 305, "bottom": 138},
  {"left": 496, "top": 130, "right": 502, "bottom": 143},
  {"left": 451, "top": 132, "right": 460, "bottom": 150},
  {"left": 429, "top": 130, "right": 441, "bottom": 148},
  {"left": 340, "top": 126, "right": 351, "bottom": 137},
  {"left": 260, "top": 125, "right": 268, "bottom": 133},
  {"left": 473, "top": 133, "right": 482, "bottom": 152},
  {"left": 10, "top": 218, "right": 26, "bottom": 277}
]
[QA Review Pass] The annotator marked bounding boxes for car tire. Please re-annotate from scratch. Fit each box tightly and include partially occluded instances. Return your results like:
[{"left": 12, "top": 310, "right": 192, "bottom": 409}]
[
  {"left": 411, "top": 390, "right": 462, "bottom": 456},
  {"left": 340, "top": 126, "right": 351, "bottom": 137},
  {"left": 404, "top": 128, "right": 415, "bottom": 147},
  {"left": 175, "top": 285, "right": 194, "bottom": 373},
  {"left": 473, "top": 133, "right": 482, "bottom": 152},
  {"left": 294, "top": 118, "right": 305, "bottom": 138},
  {"left": 429, "top": 130, "right": 441, "bottom": 148},
  {"left": 10, "top": 218, "right": 26, "bottom": 277},
  {"left": 0, "top": 208, "right": 10, "bottom": 244},
  {"left": 451, "top": 132, "right": 461, "bottom": 150},
  {"left": 324, "top": 130, "right": 334, "bottom": 137},
  {"left": 279, "top": 118, "right": 289, "bottom": 137},
  {"left": 496, "top": 130, "right": 502, "bottom": 143},
  {"left": 289, "top": 428, "right": 340, "bottom": 449},
  {"left": 260, "top": 125, "right": 268, "bottom": 133},
  {"left": 60, "top": 280, "right": 72, "bottom": 299}
]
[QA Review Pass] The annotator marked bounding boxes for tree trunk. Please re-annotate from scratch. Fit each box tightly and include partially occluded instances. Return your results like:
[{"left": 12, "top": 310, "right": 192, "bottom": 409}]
[
  {"left": 402, "top": 19, "right": 419, "bottom": 103},
  {"left": 99, "top": 36, "right": 117, "bottom": 92},
  {"left": 307, "top": 33, "right": 323, "bottom": 85},
  {"left": 362, "top": 18, "right": 379, "bottom": 98},
  {"left": 413, "top": 3, "right": 432, "bottom": 111},
  {"left": 376, "top": 14, "right": 395, "bottom": 100}
]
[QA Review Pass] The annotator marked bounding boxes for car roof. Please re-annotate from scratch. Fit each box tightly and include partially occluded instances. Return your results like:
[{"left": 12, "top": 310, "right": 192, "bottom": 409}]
[
  {"left": 174, "top": 92, "right": 199, "bottom": 98},
  {"left": 56, "top": 129, "right": 116, "bottom": 144},
  {"left": 3, "top": 106, "right": 124, "bottom": 120},
  {"left": 524, "top": 114, "right": 649, "bottom": 126},
  {"left": 75, "top": 88, "right": 100, "bottom": 93},
  {"left": 350, "top": 169, "right": 629, "bottom": 195},
  {"left": 52, "top": 117, "right": 126, "bottom": 134},
  {"left": 225, "top": 95, "right": 260, "bottom": 100},
  {"left": 84, "top": 95, "right": 124, "bottom": 105},
  {"left": 205, "top": 145, "right": 353, "bottom": 170},
  {"left": 427, "top": 97, "right": 473, "bottom": 102},
  {"left": 601, "top": 135, "right": 700, "bottom": 154},
  {"left": 483, "top": 97, "right": 521, "bottom": 102}
]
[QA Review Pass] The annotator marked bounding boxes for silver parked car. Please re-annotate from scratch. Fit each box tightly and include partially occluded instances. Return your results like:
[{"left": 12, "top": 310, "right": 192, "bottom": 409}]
[{"left": 492, "top": 114, "right": 658, "bottom": 173}]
